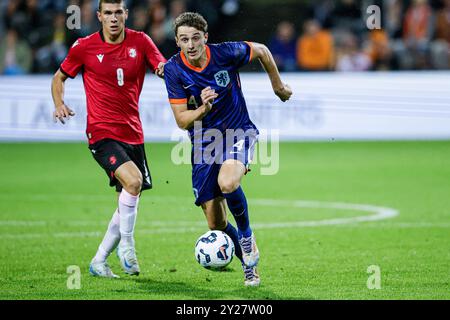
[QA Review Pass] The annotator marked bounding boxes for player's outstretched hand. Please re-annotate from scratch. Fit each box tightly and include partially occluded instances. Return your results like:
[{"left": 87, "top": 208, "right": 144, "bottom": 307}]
[
  {"left": 53, "top": 104, "right": 75, "bottom": 124},
  {"left": 155, "top": 62, "right": 165, "bottom": 78},
  {"left": 275, "top": 83, "right": 292, "bottom": 102},
  {"left": 201, "top": 87, "right": 218, "bottom": 112}
]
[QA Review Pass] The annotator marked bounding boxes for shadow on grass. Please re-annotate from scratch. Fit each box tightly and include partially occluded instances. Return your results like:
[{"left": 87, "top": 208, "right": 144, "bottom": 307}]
[{"left": 132, "top": 277, "right": 312, "bottom": 300}]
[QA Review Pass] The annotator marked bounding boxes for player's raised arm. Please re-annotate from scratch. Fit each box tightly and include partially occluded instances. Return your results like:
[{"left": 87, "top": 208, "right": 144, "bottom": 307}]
[
  {"left": 170, "top": 87, "right": 218, "bottom": 130},
  {"left": 51, "top": 69, "right": 75, "bottom": 124},
  {"left": 247, "top": 42, "right": 292, "bottom": 102}
]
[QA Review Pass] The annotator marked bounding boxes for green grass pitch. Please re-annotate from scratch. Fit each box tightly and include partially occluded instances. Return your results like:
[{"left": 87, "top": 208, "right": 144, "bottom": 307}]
[{"left": 0, "top": 141, "right": 449, "bottom": 299}]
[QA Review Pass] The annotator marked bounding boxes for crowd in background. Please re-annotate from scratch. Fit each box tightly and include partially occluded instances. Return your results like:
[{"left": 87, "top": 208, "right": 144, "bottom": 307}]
[
  {"left": 0, "top": 0, "right": 449, "bottom": 74},
  {"left": 270, "top": 0, "right": 450, "bottom": 71}
]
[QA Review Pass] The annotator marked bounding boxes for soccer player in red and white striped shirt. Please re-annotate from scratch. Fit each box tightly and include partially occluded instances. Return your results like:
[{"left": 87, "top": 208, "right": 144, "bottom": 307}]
[{"left": 51, "top": 0, "right": 166, "bottom": 278}]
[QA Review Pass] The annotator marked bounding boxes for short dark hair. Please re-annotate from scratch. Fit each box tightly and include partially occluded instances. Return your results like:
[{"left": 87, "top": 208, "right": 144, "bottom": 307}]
[
  {"left": 173, "top": 12, "right": 208, "bottom": 36},
  {"left": 98, "top": 0, "right": 126, "bottom": 11}
]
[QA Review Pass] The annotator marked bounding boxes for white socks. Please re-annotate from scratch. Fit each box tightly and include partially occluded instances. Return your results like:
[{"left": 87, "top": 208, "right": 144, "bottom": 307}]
[
  {"left": 92, "top": 209, "right": 120, "bottom": 263},
  {"left": 92, "top": 189, "right": 140, "bottom": 263},
  {"left": 118, "top": 189, "right": 139, "bottom": 247}
]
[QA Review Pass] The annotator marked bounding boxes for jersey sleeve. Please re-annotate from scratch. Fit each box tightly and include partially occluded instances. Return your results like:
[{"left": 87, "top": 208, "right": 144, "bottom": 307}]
[
  {"left": 218, "top": 41, "right": 253, "bottom": 69},
  {"left": 60, "top": 39, "right": 84, "bottom": 78},
  {"left": 164, "top": 62, "right": 188, "bottom": 105},
  {"left": 141, "top": 33, "right": 167, "bottom": 72}
]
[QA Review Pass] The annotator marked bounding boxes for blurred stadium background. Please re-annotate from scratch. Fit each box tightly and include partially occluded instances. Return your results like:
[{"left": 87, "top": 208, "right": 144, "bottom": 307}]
[
  {"left": 1, "top": 0, "right": 450, "bottom": 142},
  {"left": 0, "top": 0, "right": 449, "bottom": 300},
  {"left": 1, "top": 0, "right": 450, "bottom": 73}
]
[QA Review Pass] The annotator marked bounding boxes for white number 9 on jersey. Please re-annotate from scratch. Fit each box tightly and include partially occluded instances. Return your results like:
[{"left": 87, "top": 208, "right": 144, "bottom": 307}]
[{"left": 116, "top": 68, "right": 124, "bottom": 86}]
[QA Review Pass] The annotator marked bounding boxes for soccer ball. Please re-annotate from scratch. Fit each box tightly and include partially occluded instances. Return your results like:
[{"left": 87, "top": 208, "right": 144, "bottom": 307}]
[{"left": 194, "top": 230, "right": 235, "bottom": 270}]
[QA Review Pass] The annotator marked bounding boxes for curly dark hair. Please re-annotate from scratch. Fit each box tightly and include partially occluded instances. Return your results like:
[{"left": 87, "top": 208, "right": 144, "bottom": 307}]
[{"left": 173, "top": 12, "right": 208, "bottom": 36}]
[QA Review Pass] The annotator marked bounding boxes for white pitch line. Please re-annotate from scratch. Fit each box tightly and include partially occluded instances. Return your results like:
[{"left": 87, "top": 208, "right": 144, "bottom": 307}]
[
  {"left": 334, "top": 222, "right": 450, "bottom": 228},
  {"left": 0, "top": 220, "right": 205, "bottom": 227},
  {"left": 0, "top": 221, "right": 47, "bottom": 226},
  {"left": 250, "top": 199, "right": 399, "bottom": 229},
  {"left": 0, "top": 199, "right": 400, "bottom": 239}
]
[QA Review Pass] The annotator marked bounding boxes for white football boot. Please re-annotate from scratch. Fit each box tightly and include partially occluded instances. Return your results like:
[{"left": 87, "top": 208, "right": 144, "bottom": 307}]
[
  {"left": 239, "top": 233, "right": 260, "bottom": 267},
  {"left": 242, "top": 264, "right": 260, "bottom": 287},
  {"left": 117, "top": 244, "right": 140, "bottom": 275},
  {"left": 89, "top": 261, "right": 120, "bottom": 278}
]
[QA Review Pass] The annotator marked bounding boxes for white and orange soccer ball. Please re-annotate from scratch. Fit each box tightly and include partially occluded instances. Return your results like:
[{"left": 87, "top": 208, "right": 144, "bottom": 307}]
[{"left": 194, "top": 230, "right": 235, "bottom": 270}]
